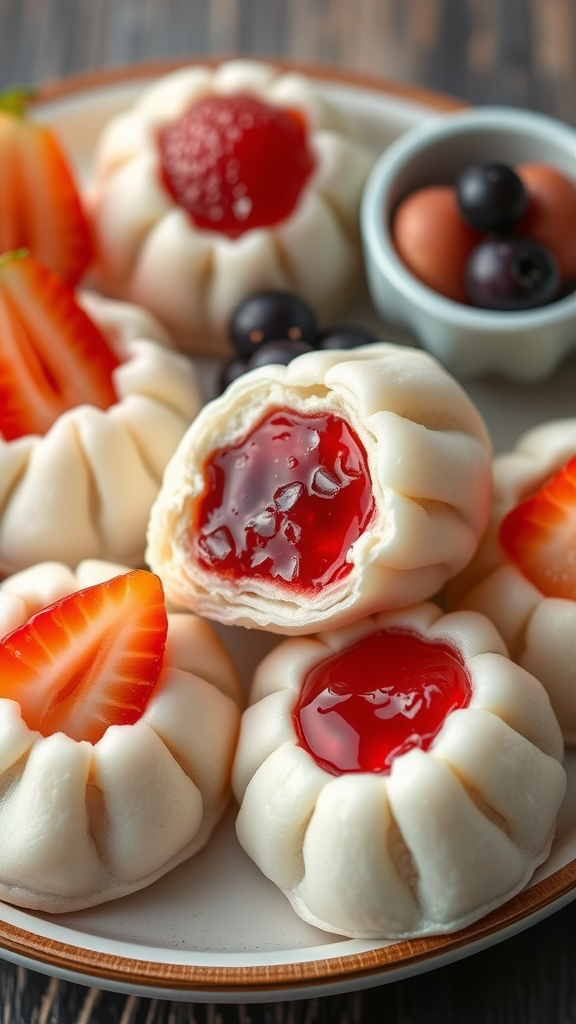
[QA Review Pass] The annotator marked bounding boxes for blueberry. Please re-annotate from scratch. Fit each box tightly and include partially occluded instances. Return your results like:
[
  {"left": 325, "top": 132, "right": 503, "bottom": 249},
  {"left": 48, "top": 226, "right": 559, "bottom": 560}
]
[
  {"left": 218, "top": 356, "right": 248, "bottom": 394},
  {"left": 316, "top": 325, "right": 381, "bottom": 350},
  {"left": 229, "top": 292, "right": 317, "bottom": 359},
  {"left": 465, "top": 237, "right": 560, "bottom": 311},
  {"left": 247, "top": 339, "right": 315, "bottom": 369},
  {"left": 456, "top": 162, "right": 528, "bottom": 233}
]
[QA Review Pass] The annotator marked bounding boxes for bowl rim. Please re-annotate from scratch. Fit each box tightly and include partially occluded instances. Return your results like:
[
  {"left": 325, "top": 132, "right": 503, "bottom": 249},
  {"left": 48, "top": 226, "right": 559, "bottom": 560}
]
[{"left": 361, "top": 105, "right": 576, "bottom": 331}]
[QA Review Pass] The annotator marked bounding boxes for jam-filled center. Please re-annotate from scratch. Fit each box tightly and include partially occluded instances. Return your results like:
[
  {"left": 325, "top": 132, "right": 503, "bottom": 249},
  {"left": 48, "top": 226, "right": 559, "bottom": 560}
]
[
  {"left": 293, "top": 629, "right": 471, "bottom": 774},
  {"left": 193, "top": 408, "right": 375, "bottom": 592},
  {"left": 159, "top": 94, "right": 315, "bottom": 238}
]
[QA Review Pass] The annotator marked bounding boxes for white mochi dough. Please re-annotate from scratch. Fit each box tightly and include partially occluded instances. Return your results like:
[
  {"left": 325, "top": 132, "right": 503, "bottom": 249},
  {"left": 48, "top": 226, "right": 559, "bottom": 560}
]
[
  {"left": 0, "top": 559, "right": 242, "bottom": 912},
  {"left": 232, "top": 603, "right": 565, "bottom": 939},
  {"left": 449, "top": 418, "right": 576, "bottom": 743},
  {"left": 0, "top": 292, "right": 203, "bottom": 576},
  {"left": 146, "top": 343, "right": 493, "bottom": 634},
  {"left": 87, "top": 60, "right": 373, "bottom": 356}
]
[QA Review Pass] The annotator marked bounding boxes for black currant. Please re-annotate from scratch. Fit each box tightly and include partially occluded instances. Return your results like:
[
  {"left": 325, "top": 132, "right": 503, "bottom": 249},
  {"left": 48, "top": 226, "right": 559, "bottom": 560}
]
[
  {"left": 229, "top": 291, "right": 317, "bottom": 359},
  {"left": 316, "top": 325, "right": 381, "bottom": 350},
  {"left": 456, "top": 162, "right": 528, "bottom": 233},
  {"left": 247, "top": 339, "right": 315, "bottom": 369},
  {"left": 465, "top": 237, "right": 560, "bottom": 311}
]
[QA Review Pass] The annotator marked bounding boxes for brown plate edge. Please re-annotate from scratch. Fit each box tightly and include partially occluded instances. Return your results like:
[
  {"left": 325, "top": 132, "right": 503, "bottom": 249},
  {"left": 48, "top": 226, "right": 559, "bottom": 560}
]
[
  {"left": 31, "top": 55, "right": 467, "bottom": 113},
  {"left": 0, "top": 859, "right": 574, "bottom": 994}
]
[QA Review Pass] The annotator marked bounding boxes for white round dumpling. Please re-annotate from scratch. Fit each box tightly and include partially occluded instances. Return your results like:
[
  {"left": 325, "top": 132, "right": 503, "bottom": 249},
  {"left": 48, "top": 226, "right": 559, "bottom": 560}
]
[
  {"left": 87, "top": 60, "right": 373, "bottom": 356},
  {"left": 449, "top": 418, "right": 576, "bottom": 743},
  {"left": 232, "top": 603, "right": 565, "bottom": 938},
  {"left": 0, "top": 291, "right": 202, "bottom": 575},
  {"left": 0, "top": 559, "right": 242, "bottom": 912},
  {"left": 146, "top": 343, "right": 493, "bottom": 634}
]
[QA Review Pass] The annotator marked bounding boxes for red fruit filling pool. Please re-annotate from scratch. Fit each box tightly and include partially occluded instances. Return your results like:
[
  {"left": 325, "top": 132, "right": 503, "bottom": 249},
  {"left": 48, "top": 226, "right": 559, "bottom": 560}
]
[
  {"left": 193, "top": 408, "right": 375, "bottom": 591},
  {"left": 159, "top": 94, "right": 315, "bottom": 238},
  {"left": 293, "top": 629, "right": 471, "bottom": 774}
]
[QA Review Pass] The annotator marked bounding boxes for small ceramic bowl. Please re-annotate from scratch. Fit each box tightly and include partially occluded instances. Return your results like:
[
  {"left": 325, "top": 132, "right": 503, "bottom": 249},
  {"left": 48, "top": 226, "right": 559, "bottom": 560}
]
[{"left": 361, "top": 107, "right": 576, "bottom": 382}]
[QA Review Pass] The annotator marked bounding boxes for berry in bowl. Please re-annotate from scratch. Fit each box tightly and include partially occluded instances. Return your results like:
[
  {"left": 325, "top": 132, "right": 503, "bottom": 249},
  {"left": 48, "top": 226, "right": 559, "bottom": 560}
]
[{"left": 361, "top": 107, "right": 576, "bottom": 381}]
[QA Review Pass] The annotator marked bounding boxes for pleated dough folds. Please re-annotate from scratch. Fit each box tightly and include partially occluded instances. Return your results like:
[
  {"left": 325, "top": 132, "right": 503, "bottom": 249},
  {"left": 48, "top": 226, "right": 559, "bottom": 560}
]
[
  {"left": 0, "top": 293, "right": 202, "bottom": 576},
  {"left": 147, "top": 343, "right": 492, "bottom": 634},
  {"left": 232, "top": 603, "right": 565, "bottom": 938},
  {"left": 448, "top": 418, "right": 576, "bottom": 743},
  {"left": 0, "top": 559, "right": 242, "bottom": 912},
  {"left": 88, "top": 60, "right": 373, "bottom": 356}
]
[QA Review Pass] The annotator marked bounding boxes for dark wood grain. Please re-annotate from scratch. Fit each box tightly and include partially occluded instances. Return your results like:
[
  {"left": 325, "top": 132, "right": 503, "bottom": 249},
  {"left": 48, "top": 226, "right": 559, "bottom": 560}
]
[
  {"left": 0, "top": 1, "right": 574, "bottom": 1021},
  {"left": 0, "top": 0, "right": 575, "bottom": 120}
]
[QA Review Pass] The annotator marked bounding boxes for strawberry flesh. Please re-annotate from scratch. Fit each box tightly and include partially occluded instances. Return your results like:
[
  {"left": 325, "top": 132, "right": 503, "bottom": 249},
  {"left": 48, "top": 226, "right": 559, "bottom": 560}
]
[
  {"left": 0, "top": 106, "right": 92, "bottom": 286},
  {"left": 500, "top": 453, "right": 576, "bottom": 599},
  {"left": 0, "top": 252, "right": 121, "bottom": 441},
  {"left": 0, "top": 570, "right": 168, "bottom": 744}
]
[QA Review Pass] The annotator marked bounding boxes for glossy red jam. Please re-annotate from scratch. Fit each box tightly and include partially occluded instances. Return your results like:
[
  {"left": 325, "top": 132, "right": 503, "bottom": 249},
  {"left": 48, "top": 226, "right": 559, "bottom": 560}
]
[
  {"left": 193, "top": 408, "right": 375, "bottom": 591},
  {"left": 159, "top": 94, "right": 315, "bottom": 238},
  {"left": 294, "top": 629, "right": 471, "bottom": 774}
]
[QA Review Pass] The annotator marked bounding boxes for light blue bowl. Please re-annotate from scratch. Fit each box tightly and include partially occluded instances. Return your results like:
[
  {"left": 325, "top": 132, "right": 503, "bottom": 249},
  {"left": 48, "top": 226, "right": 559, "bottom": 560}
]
[{"left": 361, "top": 106, "right": 576, "bottom": 381}]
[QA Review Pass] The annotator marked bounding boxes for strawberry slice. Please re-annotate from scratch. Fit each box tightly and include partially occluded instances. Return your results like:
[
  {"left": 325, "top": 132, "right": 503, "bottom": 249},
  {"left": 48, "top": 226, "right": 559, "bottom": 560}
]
[
  {"left": 0, "top": 250, "right": 121, "bottom": 441},
  {"left": 0, "top": 88, "right": 92, "bottom": 286},
  {"left": 499, "top": 453, "right": 576, "bottom": 599},
  {"left": 0, "top": 570, "right": 168, "bottom": 744}
]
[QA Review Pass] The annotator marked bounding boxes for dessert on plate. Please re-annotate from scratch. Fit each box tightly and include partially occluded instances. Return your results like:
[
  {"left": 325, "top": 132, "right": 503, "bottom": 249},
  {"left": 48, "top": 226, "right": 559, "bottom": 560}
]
[
  {"left": 87, "top": 59, "right": 373, "bottom": 356},
  {"left": 449, "top": 418, "right": 576, "bottom": 742},
  {"left": 0, "top": 252, "right": 202, "bottom": 576},
  {"left": 0, "top": 558, "right": 242, "bottom": 912},
  {"left": 0, "top": 65, "right": 567, "bottom": 940},
  {"left": 232, "top": 602, "right": 565, "bottom": 938},
  {"left": 146, "top": 342, "right": 493, "bottom": 635}
]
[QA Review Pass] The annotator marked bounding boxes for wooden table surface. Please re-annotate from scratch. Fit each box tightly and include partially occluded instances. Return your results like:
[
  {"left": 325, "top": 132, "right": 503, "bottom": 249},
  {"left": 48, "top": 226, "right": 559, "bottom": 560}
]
[{"left": 1, "top": 0, "right": 576, "bottom": 1021}]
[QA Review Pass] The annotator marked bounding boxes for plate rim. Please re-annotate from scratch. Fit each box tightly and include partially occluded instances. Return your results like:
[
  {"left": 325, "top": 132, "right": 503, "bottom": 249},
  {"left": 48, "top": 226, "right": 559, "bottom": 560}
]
[
  {"left": 0, "top": 861, "right": 574, "bottom": 993},
  {"left": 7, "top": 56, "right": 575, "bottom": 997},
  {"left": 31, "top": 54, "right": 466, "bottom": 112}
]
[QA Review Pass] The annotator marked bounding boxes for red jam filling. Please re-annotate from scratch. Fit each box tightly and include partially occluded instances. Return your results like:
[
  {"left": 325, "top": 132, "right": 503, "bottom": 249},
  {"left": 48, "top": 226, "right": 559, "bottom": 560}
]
[
  {"left": 159, "top": 94, "right": 315, "bottom": 238},
  {"left": 293, "top": 629, "right": 471, "bottom": 774},
  {"left": 193, "top": 408, "right": 375, "bottom": 592}
]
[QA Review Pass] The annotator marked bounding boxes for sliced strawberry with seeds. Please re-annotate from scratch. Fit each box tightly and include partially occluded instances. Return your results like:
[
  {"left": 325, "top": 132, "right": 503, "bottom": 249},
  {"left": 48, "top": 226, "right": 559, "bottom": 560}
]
[
  {"left": 0, "top": 570, "right": 168, "bottom": 744},
  {"left": 0, "top": 251, "right": 121, "bottom": 441},
  {"left": 499, "top": 453, "right": 576, "bottom": 599},
  {"left": 0, "top": 89, "right": 93, "bottom": 286}
]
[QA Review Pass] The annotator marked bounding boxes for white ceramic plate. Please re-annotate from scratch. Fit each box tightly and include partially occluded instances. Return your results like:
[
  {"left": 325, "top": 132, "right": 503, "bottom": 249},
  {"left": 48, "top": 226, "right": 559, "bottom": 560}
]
[{"left": 2, "top": 61, "right": 576, "bottom": 1005}]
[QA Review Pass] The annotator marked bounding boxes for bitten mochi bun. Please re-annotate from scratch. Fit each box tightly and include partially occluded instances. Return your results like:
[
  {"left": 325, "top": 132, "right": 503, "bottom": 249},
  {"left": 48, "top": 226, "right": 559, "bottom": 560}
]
[
  {"left": 0, "top": 290, "right": 202, "bottom": 575},
  {"left": 0, "top": 559, "right": 242, "bottom": 913},
  {"left": 449, "top": 418, "right": 576, "bottom": 743},
  {"left": 146, "top": 343, "right": 493, "bottom": 635},
  {"left": 232, "top": 603, "right": 565, "bottom": 939},
  {"left": 87, "top": 59, "right": 372, "bottom": 356}
]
